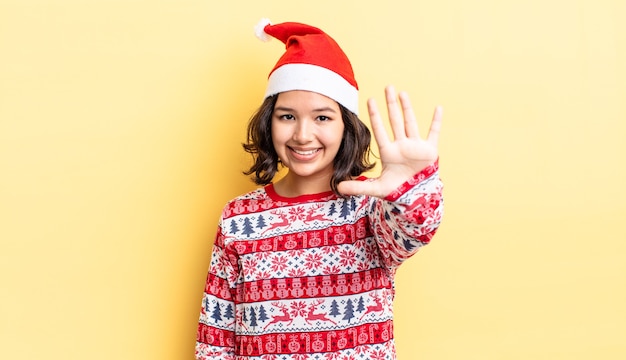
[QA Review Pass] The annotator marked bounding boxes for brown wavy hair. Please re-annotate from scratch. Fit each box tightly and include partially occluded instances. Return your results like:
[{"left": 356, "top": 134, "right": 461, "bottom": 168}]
[{"left": 243, "top": 94, "right": 375, "bottom": 196}]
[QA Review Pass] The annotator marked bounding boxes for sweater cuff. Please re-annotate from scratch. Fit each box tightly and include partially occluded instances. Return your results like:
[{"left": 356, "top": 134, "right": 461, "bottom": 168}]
[{"left": 383, "top": 159, "right": 439, "bottom": 202}]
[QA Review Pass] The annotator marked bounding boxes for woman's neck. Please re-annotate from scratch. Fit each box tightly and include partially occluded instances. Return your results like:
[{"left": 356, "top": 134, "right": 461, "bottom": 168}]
[{"left": 272, "top": 172, "right": 332, "bottom": 198}]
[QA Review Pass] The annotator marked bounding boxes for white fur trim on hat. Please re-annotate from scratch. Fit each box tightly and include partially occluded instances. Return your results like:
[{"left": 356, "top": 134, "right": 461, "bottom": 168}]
[{"left": 265, "top": 63, "right": 359, "bottom": 115}]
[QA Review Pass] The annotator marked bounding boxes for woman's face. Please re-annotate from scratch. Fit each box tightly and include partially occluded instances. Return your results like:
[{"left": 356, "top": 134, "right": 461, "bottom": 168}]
[{"left": 271, "top": 90, "right": 345, "bottom": 186}]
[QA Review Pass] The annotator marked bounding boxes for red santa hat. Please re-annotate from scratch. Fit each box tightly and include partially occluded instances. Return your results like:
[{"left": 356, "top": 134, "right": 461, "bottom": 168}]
[{"left": 255, "top": 18, "right": 359, "bottom": 115}]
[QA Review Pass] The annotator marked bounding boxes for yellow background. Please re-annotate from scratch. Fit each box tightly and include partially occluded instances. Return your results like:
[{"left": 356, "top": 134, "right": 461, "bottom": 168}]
[{"left": 1, "top": 0, "right": 624, "bottom": 359}]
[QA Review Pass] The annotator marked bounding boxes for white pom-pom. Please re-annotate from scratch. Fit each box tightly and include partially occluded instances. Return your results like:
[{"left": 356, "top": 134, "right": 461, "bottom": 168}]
[{"left": 254, "top": 18, "right": 272, "bottom": 42}]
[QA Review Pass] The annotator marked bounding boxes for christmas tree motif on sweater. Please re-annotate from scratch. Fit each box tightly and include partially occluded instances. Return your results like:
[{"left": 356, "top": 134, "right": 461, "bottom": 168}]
[
  {"left": 339, "top": 198, "right": 351, "bottom": 219},
  {"left": 202, "top": 297, "right": 210, "bottom": 313},
  {"left": 229, "top": 219, "right": 239, "bottom": 235},
  {"left": 223, "top": 304, "right": 234, "bottom": 322},
  {"left": 327, "top": 202, "right": 337, "bottom": 217},
  {"left": 350, "top": 197, "right": 358, "bottom": 212},
  {"left": 256, "top": 214, "right": 267, "bottom": 230},
  {"left": 329, "top": 299, "right": 340, "bottom": 317},
  {"left": 210, "top": 302, "right": 222, "bottom": 323},
  {"left": 356, "top": 296, "right": 366, "bottom": 313},
  {"left": 241, "top": 218, "right": 255, "bottom": 237},
  {"left": 342, "top": 299, "right": 355, "bottom": 323},
  {"left": 248, "top": 306, "right": 258, "bottom": 328},
  {"left": 257, "top": 305, "right": 269, "bottom": 324}
]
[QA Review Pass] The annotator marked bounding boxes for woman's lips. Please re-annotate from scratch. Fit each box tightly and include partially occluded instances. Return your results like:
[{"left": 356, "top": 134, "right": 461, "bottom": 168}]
[{"left": 289, "top": 147, "right": 321, "bottom": 159}]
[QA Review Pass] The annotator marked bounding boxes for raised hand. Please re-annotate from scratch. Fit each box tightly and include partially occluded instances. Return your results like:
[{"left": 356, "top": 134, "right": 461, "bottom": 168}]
[{"left": 337, "top": 85, "right": 442, "bottom": 198}]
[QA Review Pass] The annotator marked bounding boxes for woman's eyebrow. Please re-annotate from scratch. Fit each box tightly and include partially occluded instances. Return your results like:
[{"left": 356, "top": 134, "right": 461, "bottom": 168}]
[
  {"left": 273, "top": 106, "right": 295, "bottom": 112},
  {"left": 312, "top": 107, "right": 338, "bottom": 113},
  {"left": 273, "top": 106, "right": 337, "bottom": 113}
]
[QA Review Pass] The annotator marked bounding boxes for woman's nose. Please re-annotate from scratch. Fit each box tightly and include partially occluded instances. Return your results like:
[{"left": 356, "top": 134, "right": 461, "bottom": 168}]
[{"left": 293, "top": 119, "right": 313, "bottom": 143}]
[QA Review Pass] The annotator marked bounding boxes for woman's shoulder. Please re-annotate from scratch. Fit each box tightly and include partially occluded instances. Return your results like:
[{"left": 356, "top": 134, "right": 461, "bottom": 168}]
[
  {"left": 218, "top": 186, "right": 274, "bottom": 219},
  {"left": 231, "top": 187, "right": 269, "bottom": 201},
  {"left": 224, "top": 187, "right": 270, "bottom": 207}
]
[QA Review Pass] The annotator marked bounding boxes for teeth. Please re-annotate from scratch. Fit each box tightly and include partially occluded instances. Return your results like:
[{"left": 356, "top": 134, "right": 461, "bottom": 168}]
[{"left": 293, "top": 149, "right": 318, "bottom": 155}]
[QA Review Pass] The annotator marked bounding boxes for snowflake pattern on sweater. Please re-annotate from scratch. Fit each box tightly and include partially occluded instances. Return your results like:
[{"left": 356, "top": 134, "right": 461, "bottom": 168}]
[{"left": 196, "top": 161, "right": 443, "bottom": 359}]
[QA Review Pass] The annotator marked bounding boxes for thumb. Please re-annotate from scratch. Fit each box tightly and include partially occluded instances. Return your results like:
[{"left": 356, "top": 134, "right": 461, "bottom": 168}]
[{"left": 337, "top": 179, "right": 380, "bottom": 198}]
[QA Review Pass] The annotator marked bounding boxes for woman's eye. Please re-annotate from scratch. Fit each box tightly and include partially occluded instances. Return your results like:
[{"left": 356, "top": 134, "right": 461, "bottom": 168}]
[
  {"left": 279, "top": 114, "right": 295, "bottom": 120},
  {"left": 317, "top": 116, "right": 329, "bottom": 121}
]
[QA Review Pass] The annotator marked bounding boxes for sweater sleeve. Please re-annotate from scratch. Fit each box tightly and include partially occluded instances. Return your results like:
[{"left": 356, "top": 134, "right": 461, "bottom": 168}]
[
  {"left": 368, "top": 160, "right": 443, "bottom": 270},
  {"left": 195, "top": 217, "right": 239, "bottom": 359}
]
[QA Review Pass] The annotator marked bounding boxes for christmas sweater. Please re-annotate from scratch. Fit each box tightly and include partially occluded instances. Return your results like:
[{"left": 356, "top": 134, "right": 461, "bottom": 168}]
[{"left": 196, "top": 161, "right": 443, "bottom": 359}]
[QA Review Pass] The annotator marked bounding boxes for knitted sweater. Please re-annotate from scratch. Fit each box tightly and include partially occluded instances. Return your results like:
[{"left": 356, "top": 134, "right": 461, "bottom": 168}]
[{"left": 195, "top": 161, "right": 443, "bottom": 359}]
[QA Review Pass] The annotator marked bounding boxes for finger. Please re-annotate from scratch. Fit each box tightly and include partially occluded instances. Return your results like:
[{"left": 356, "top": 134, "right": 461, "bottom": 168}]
[
  {"left": 427, "top": 106, "right": 443, "bottom": 147},
  {"left": 398, "top": 91, "right": 420, "bottom": 138},
  {"left": 385, "top": 85, "right": 406, "bottom": 140},
  {"left": 367, "top": 97, "right": 390, "bottom": 148},
  {"left": 337, "top": 179, "right": 380, "bottom": 198}
]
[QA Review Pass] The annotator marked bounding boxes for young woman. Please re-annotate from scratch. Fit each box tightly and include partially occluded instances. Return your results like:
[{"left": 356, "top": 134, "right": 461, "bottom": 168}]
[{"left": 196, "top": 19, "right": 443, "bottom": 359}]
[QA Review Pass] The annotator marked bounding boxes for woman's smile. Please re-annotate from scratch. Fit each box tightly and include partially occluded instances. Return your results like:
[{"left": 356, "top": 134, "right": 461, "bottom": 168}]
[{"left": 289, "top": 147, "right": 322, "bottom": 158}]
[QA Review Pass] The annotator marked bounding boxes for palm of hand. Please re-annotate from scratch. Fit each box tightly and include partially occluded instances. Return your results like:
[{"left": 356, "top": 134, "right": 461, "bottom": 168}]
[{"left": 337, "top": 86, "right": 442, "bottom": 198}]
